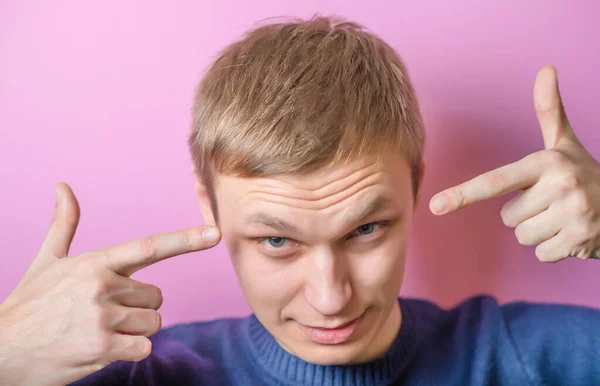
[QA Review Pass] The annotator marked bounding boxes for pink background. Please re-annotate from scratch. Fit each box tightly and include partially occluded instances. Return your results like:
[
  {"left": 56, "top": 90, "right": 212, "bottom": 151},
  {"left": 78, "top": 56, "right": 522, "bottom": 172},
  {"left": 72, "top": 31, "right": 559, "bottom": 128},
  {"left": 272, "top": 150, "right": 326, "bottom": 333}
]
[{"left": 1, "top": 1, "right": 600, "bottom": 327}]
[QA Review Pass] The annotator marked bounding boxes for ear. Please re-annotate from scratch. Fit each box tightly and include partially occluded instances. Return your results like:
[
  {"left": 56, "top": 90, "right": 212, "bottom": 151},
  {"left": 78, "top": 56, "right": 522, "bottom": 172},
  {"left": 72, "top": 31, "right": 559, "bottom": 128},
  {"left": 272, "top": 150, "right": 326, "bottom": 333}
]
[
  {"left": 192, "top": 165, "right": 217, "bottom": 226},
  {"left": 414, "top": 160, "right": 426, "bottom": 209}
]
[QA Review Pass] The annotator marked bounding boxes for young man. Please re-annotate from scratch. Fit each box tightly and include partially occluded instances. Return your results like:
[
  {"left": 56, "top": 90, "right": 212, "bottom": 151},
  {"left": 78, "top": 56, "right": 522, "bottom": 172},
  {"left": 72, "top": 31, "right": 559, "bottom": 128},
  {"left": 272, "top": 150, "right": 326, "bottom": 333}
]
[{"left": 1, "top": 16, "right": 599, "bottom": 386}]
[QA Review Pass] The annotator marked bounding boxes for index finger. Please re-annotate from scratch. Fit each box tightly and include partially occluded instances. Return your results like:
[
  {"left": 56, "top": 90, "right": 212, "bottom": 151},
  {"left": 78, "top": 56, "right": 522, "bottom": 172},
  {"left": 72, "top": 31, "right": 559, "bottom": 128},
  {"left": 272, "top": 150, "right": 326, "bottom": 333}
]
[
  {"left": 430, "top": 154, "right": 543, "bottom": 215},
  {"left": 100, "top": 226, "right": 221, "bottom": 276}
]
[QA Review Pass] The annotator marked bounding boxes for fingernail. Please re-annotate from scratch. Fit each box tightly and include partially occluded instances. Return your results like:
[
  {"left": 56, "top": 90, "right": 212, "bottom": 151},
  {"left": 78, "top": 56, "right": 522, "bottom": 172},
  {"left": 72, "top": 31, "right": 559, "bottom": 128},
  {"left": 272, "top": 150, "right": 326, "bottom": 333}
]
[
  {"left": 431, "top": 195, "right": 448, "bottom": 213},
  {"left": 56, "top": 185, "right": 62, "bottom": 203},
  {"left": 202, "top": 227, "right": 220, "bottom": 242}
]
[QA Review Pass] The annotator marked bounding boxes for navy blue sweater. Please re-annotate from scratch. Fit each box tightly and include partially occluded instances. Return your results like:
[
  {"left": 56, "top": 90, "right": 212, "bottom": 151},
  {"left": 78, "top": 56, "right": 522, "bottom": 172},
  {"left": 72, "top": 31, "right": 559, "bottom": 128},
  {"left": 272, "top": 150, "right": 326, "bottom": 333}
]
[{"left": 71, "top": 295, "right": 600, "bottom": 385}]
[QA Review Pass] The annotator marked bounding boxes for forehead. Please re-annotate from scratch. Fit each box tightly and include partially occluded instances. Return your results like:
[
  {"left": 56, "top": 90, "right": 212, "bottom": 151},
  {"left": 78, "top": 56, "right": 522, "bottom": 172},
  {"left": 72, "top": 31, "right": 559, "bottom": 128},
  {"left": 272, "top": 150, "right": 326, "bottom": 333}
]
[{"left": 213, "top": 152, "right": 413, "bottom": 232}]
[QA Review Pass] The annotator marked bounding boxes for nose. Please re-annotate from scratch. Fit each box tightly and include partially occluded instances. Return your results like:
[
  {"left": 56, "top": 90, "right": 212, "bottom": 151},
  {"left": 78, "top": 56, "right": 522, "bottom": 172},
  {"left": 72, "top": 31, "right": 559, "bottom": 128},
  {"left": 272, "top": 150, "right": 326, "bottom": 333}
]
[{"left": 304, "top": 248, "right": 352, "bottom": 316}]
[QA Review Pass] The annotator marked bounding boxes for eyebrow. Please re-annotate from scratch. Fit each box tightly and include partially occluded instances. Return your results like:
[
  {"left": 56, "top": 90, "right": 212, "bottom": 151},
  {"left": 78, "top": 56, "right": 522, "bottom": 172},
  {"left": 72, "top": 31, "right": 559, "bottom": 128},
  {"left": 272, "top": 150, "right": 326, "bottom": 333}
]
[{"left": 242, "top": 196, "right": 394, "bottom": 233}]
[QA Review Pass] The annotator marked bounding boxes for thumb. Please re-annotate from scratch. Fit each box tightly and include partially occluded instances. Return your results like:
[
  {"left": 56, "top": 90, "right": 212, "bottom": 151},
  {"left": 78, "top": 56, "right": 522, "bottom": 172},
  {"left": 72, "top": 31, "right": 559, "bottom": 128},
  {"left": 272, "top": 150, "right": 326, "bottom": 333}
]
[
  {"left": 534, "top": 65, "right": 576, "bottom": 149},
  {"left": 37, "top": 182, "right": 81, "bottom": 260}
]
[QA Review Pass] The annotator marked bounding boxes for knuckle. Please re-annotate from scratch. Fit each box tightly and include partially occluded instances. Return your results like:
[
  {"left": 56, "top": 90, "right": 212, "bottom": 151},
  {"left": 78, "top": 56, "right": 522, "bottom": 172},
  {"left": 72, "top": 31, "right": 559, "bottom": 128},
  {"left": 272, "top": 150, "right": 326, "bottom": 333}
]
[
  {"left": 452, "top": 188, "right": 466, "bottom": 209},
  {"left": 525, "top": 151, "right": 544, "bottom": 166},
  {"left": 153, "top": 286, "right": 164, "bottom": 309},
  {"left": 514, "top": 226, "right": 528, "bottom": 246},
  {"left": 558, "top": 172, "right": 582, "bottom": 191},
  {"left": 573, "top": 246, "right": 594, "bottom": 260},
  {"left": 514, "top": 227, "right": 523, "bottom": 244},
  {"left": 50, "top": 210, "right": 78, "bottom": 231},
  {"left": 84, "top": 335, "right": 113, "bottom": 362},
  {"left": 137, "top": 337, "right": 152, "bottom": 360},
  {"left": 484, "top": 172, "right": 508, "bottom": 193},
  {"left": 75, "top": 254, "right": 104, "bottom": 272},
  {"left": 89, "top": 362, "right": 109, "bottom": 374},
  {"left": 151, "top": 311, "right": 162, "bottom": 335},
  {"left": 570, "top": 190, "right": 591, "bottom": 216},
  {"left": 575, "top": 221, "right": 594, "bottom": 241},
  {"left": 181, "top": 231, "right": 198, "bottom": 252},
  {"left": 63, "top": 211, "right": 79, "bottom": 228},
  {"left": 535, "top": 247, "right": 554, "bottom": 263},
  {"left": 49, "top": 217, "right": 62, "bottom": 234},
  {"left": 90, "top": 305, "right": 111, "bottom": 327},
  {"left": 549, "top": 173, "right": 580, "bottom": 199},
  {"left": 86, "top": 276, "right": 111, "bottom": 298},
  {"left": 500, "top": 206, "right": 515, "bottom": 228},
  {"left": 138, "top": 237, "right": 158, "bottom": 261},
  {"left": 544, "top": 149, "right": 571, "bottom": 168},
  {"left": 94, "top": 334, "right": 114, "bottom": 358}
]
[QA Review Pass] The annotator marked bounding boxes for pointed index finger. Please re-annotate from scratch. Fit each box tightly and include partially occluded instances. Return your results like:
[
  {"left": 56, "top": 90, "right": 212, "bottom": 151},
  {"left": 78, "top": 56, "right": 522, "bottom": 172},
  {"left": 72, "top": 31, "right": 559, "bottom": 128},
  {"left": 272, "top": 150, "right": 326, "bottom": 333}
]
[
  {"left": 100, "top": 226, "right": 221, "bottom": 277},
  {"left": 430, "top": 154, "right": 543, "bottom": 215}
]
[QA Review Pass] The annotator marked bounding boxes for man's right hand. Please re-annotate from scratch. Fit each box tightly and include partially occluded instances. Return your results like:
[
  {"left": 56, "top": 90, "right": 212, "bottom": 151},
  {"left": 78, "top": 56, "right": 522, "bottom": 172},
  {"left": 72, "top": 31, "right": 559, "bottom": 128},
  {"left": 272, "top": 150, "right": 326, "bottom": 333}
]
[{"left": 0, "top": 182, "right": 221, "bottom": 386}]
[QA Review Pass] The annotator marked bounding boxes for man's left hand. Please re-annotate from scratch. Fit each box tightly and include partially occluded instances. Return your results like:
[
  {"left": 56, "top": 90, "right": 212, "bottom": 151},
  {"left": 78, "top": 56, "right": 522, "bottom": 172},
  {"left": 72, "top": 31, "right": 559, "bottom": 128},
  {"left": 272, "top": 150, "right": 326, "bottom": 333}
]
[{"left": 429, "top": 66, "right": 600, "bottom": 263}]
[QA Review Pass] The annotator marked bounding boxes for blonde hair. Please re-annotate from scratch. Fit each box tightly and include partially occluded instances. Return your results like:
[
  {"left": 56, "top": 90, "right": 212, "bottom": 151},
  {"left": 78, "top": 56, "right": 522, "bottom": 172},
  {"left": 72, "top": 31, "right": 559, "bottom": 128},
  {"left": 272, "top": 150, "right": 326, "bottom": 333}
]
[{"left": 189, "top": 16, "right": 425, "bottom": 218}]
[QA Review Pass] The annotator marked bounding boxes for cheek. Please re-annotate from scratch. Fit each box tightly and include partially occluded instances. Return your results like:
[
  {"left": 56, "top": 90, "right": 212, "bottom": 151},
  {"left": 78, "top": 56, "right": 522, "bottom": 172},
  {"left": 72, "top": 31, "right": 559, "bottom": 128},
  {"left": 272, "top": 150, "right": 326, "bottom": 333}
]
[
  {"left": 350, "top": 229, "right": 408, "bottom": 295},
  {"left": 226, "top": 239, "right": 302, "bottom": 309}
]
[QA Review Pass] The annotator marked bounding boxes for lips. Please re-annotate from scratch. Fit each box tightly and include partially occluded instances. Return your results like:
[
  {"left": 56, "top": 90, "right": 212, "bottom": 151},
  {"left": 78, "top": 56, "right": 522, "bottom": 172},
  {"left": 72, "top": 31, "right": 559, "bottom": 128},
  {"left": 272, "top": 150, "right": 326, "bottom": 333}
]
[{"left": 298, "top": 312, "right": 365, "bottom": 344}]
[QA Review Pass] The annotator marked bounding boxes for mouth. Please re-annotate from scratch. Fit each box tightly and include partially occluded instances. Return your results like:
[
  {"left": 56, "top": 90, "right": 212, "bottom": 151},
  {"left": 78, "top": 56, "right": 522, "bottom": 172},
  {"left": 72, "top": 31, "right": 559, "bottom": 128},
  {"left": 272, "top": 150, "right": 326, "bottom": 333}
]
[{"left": 297, "top": 311, "right": 366, "bottom": 345}]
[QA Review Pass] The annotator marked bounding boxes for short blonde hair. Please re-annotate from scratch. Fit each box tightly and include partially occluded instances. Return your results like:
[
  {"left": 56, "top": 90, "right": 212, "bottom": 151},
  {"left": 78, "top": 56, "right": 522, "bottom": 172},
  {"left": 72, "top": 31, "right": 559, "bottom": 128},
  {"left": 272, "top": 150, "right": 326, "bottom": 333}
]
[{"left": 189, "top": 16, "right": 425, "bottom": 218}]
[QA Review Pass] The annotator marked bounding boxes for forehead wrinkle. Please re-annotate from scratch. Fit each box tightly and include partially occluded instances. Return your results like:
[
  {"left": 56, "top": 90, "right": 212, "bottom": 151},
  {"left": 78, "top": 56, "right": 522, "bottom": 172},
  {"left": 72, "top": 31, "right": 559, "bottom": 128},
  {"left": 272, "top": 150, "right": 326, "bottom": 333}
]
[
  {"left": 242, "top": 190, "right": 396, "bottom": 234},
  {"left": 244, "top": 171, "right": 387, "bottom": 212},
  {"left": 258, "top": 160, "right": 380, "bottom": 198},
  {"left": 343, "top": 194, "right": 395, "bottom": 225}
]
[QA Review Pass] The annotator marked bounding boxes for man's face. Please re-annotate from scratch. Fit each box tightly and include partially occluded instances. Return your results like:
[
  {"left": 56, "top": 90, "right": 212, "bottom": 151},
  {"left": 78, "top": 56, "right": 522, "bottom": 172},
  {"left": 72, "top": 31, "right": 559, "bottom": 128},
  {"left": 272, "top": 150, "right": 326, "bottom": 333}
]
[{"left": 198, "top": 150, "right": 419, "bottom": 365}]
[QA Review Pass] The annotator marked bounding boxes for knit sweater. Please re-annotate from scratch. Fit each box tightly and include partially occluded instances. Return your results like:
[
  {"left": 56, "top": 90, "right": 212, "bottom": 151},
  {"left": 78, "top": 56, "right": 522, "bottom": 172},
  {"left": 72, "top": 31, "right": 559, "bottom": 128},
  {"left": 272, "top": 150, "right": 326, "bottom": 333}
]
[{"left": 71, "top": 295, "right": 600, "bottom": 385}]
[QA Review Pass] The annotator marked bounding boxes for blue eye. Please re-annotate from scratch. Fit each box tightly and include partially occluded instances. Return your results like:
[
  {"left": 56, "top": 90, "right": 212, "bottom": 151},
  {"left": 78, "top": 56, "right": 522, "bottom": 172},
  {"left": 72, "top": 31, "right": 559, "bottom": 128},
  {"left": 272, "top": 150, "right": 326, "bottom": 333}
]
[
  {"left": 350, "top": 221, "right": 391, "bottom": 238},
  {"left": 356, "top": 223, "right": 376, "bottom": 235},
  {"left": 264, "top": 237, "right": 287, "bottom": 248},
  {"left": 258, "top": 220, "right": 391, "bottom": 251}
]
